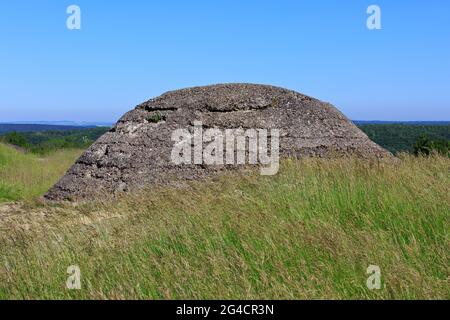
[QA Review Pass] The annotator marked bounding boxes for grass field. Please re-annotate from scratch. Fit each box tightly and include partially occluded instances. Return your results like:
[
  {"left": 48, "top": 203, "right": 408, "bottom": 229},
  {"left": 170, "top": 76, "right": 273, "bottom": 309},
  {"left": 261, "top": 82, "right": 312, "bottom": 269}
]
[
  {"left": 0, "top": 144, "right": 83, "bottom": 202},
  {"left": 0, "top": 143, "right": 448, "bottom": 299}
]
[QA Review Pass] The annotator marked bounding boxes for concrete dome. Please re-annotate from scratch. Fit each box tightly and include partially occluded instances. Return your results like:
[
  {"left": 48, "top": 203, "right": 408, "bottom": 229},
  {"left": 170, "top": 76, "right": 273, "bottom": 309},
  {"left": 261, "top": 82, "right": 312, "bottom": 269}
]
[{"left": 45, "top": 83, "right": 391, "bottom": 200}]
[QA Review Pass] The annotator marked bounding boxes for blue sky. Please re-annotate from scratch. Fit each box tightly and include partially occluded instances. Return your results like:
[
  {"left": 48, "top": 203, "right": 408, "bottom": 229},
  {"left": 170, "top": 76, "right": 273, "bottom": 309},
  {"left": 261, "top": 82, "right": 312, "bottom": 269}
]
[{"left": 1, "top": 0, "right": 449, "bottom": 122}]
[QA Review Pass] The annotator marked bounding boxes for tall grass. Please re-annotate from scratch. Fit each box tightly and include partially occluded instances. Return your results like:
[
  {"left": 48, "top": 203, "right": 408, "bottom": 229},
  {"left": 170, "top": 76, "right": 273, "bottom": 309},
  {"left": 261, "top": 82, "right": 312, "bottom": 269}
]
[
  {"left": 0, "top": 149, "right": 448, "bottom": 299},
  {"left": 0, "top": 144, "right": 83, "bottom": 202}
]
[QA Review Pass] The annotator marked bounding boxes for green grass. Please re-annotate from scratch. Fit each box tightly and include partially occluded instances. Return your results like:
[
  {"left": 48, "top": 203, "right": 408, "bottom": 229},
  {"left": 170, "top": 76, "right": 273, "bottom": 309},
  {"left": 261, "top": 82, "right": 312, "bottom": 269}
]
[
  {"left": 0, "top": 144, "right": 83, "bottom": 202},
  {"left": 0, "top": 144, "right": 448, "bottom": 299}
]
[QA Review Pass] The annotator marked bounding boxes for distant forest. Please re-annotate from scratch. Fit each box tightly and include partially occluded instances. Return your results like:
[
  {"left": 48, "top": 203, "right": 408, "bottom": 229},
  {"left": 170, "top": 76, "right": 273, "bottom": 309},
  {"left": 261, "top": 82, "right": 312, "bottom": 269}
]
[
  {"left": 0, "top": 123, "right": 448, "bottom": 156},
  {"left": 357, "top": 124, "right": 449, "bottom": 154},
  {"left": 0, "top": 127, "right": 110, "bottom": 154},
  {"left": 0, "top": 123, "right": 96, "bottom": 134}
]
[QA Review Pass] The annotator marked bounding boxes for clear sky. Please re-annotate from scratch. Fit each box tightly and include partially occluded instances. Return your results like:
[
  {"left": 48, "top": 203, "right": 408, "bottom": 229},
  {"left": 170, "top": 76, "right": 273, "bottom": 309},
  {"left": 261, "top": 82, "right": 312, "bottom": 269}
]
[{"left": 1, "top": 0, "right": 449, "bottom": 122}]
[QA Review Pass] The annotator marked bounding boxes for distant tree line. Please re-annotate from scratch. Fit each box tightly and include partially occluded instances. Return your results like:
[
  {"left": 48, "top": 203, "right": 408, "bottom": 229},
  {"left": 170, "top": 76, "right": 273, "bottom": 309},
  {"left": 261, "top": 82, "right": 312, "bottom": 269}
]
[
  {"left": 0, "top": 127, "right": 109, "bottom": 155},
  {"left": 357, "top": 124, "right": 449, "bottom": 156}
]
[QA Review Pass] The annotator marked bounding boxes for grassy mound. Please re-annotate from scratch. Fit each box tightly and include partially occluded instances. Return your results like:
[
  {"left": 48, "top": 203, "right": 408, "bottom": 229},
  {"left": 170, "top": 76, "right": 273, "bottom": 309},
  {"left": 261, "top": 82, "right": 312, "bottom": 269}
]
[
  {"left": 0, "top": 154, "right": 448, "bottom": 299},
  {"left": 0, "top": 143, "right": 82, "bottom": 202}
]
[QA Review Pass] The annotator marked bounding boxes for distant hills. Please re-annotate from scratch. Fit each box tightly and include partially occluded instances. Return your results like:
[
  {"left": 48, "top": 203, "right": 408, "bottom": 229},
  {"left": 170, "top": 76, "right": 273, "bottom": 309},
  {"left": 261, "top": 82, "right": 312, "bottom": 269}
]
[
  {"left": 0, "top": 124, "right": 98, "bottom": 134},
  {"left": 1, "top": 121, "right": 114, "bottom": 127},
  {"left": 0, "top": 122, "right": 112, "bottom": 134},
  {"left": 353, "top": 120, "right": 450, "bottom": 125}
]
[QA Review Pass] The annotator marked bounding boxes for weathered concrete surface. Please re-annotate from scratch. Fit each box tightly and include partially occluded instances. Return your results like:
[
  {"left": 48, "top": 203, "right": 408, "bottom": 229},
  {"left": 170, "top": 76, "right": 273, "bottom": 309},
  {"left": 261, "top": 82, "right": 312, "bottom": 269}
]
[{"left": 45, "top": 83, "right": 392, "bottom": 200}]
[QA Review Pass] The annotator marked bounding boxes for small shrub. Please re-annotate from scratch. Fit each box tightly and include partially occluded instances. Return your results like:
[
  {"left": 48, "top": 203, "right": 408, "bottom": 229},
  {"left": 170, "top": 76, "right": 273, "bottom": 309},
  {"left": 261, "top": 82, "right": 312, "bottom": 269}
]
[
  {"left": 146, "top": 113, "right": 166, "bottom": 123},
  {"left": 1, "top": 132, "right": 30, "bottom": 148},
  {"left": 413, "top": 135, "right": 449, "bottom": 156}
]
